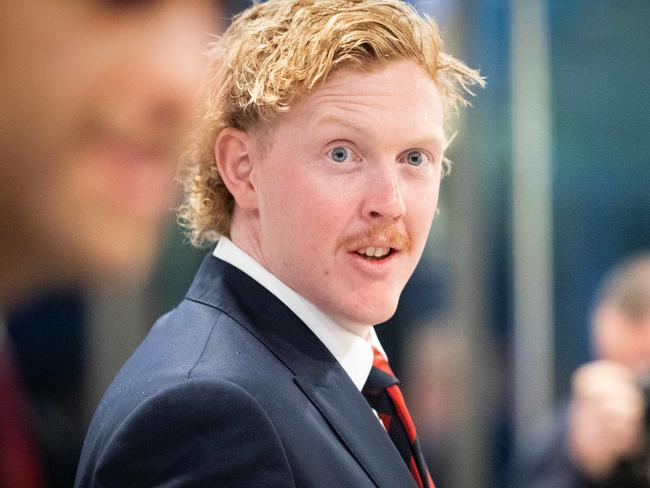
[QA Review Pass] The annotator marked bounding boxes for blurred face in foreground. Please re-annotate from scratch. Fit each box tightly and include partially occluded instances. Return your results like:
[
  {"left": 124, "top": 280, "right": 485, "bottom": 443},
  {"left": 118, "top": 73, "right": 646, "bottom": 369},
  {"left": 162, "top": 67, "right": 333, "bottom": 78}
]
[
  {"left": 0, "top": 0, "right": 221, "bottom": 304},
  {"left": 225, "top": 59, "right": 444, "bottom": 335}
]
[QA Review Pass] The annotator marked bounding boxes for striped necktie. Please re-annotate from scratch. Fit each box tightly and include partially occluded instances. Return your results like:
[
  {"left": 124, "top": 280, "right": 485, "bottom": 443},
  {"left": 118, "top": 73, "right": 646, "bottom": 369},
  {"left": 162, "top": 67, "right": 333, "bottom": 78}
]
[{"left": 362, "top": 347, "right": 435, "bottom": 488}]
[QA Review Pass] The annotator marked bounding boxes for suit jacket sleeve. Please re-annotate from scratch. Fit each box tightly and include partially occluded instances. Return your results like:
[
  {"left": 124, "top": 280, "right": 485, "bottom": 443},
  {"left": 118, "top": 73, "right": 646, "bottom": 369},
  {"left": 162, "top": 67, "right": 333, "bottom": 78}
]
[{"left": 88, "top": 378, "right": 296, "bottom": 487}]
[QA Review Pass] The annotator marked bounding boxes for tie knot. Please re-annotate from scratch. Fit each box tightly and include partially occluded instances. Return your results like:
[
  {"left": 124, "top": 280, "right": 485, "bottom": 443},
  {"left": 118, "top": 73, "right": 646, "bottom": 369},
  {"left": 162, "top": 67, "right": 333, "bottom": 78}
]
[
  {"left": 363, "top": 347, "right": 399, "bottom": 394},
  {"left": 371, "top": 346, "right": 395, "bottom": 377}
]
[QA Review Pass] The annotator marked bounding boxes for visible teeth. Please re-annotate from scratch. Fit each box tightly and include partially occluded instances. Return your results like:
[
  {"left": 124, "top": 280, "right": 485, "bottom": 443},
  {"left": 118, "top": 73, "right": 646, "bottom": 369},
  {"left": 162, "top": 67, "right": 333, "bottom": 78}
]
[
  {"left": 374, "top": 247, "right": 387, "bottom": 257},
  {"left": 356, "top": 247, "right": 390, "bottom": 257}
]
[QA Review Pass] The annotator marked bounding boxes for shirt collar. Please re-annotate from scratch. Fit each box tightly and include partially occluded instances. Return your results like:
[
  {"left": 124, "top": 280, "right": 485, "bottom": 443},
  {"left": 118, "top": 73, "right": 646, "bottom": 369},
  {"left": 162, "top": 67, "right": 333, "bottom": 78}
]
[{"left": 213, "top": 237, "right": 387, "bottom": 391}]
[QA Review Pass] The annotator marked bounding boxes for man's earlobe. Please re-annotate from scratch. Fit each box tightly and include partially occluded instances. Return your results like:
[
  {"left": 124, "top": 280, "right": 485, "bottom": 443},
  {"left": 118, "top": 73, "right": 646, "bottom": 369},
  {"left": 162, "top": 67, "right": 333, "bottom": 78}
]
[{"left": 215, "top": 128, "right": 258, "bottom": 210}]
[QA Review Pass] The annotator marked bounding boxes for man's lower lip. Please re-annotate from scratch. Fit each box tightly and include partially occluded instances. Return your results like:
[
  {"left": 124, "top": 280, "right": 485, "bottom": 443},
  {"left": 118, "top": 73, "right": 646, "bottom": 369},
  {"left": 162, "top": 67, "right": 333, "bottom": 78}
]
[{"left": 348, "top": 251, "right": 400, "bottom": 271}]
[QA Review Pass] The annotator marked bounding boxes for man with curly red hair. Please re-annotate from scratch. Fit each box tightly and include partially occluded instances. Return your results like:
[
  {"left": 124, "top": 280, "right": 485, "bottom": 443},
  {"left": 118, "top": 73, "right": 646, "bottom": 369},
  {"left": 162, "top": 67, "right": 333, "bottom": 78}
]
[{"left": 77, "top": 1, "right": 483, "bottom": 486}]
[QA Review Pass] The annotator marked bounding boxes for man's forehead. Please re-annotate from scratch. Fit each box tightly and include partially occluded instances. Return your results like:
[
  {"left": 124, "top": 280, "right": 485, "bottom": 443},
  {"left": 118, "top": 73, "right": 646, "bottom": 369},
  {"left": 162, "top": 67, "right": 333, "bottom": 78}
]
[
  {"left": 308, "top": 66, "right": 439, "bottom": 124},
  {"left": 244, "top": 60, "right": 444, "bottom": 146}
]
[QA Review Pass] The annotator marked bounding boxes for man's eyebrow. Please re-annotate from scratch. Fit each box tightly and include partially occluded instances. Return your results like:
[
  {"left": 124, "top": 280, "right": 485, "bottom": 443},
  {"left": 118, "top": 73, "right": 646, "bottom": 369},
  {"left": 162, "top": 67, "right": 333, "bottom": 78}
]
[
  {"left": 408, "top": 136, "right": 445, "bottom": 152},
  {"left": 311, "top": 113, "right": 445, "bottom": 151},
  {"left": 310, "top": 114, "right": 366, "bottom": 132}
]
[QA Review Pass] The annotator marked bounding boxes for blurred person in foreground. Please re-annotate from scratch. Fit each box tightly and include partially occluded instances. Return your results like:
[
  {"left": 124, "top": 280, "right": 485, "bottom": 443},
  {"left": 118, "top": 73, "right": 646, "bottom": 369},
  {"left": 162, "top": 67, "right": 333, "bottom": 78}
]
[
  {"left": 0, "top": 1, "right": 222, "bottom": 487},
  {"left": 0, "top": 0, "right": 222, "bottom": 312},
  {"left": 510, "top": 253, "right": 650, "bottom": 488},
  {"left": 76, "top": 0, "right": 484, "bottom": 486}
]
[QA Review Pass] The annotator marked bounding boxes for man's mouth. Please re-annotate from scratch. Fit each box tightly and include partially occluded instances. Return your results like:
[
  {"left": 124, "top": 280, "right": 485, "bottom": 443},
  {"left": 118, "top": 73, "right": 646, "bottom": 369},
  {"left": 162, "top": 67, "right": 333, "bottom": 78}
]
[
  {"left": 340, "top": 225, "right": 412, "bottom": 258},
  {"left": 355, "top": 247, "right": 394, "bottom": 261}
]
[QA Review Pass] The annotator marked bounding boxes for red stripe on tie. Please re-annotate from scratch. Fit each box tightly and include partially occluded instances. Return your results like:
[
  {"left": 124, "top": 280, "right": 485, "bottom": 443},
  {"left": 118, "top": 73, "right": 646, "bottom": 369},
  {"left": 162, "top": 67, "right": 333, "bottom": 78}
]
[
  {"left": 386, "top": 384, "right": 418, "bottom": 442},
  {"left": 410, "top": 456, "right": 424, "bottom": 487},
  {"left": 378, "top": 412, "right": 392, "bottom": 431}
]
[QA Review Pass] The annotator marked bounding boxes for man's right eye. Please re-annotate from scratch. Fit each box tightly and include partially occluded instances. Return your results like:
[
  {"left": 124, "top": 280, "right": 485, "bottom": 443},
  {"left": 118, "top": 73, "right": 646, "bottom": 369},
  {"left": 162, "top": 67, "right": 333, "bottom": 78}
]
[{"left": 329, "top": 146, "right": 350, "bottom": 163}]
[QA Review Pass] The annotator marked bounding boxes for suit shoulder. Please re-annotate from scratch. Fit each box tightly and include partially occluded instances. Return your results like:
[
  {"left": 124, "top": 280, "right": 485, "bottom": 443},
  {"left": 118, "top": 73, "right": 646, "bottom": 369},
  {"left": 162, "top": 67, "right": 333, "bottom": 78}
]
[{"left": 77, "top": 378, "right": 295, "bottom": 487}]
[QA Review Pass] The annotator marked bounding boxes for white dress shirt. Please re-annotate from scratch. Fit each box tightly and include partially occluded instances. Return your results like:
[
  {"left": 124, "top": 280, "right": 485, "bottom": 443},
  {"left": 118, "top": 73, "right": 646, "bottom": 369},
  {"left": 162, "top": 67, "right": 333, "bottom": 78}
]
[{"left": 213, "top": 237, "right": 387, "bottom": 392}]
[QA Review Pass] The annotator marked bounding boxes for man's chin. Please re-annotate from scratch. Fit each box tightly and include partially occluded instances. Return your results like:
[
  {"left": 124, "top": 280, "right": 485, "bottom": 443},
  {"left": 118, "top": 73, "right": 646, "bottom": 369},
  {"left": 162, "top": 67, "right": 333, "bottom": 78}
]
[{"left": 338, "top": 302, "right": 400, "bottom": 332}]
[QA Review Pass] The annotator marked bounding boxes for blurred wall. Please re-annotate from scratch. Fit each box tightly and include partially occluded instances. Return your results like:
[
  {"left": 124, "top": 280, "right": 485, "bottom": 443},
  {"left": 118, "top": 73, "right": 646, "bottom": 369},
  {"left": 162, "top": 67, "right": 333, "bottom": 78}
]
[{"left": 549, "top": 0, "right": 650, "bottom": 394}]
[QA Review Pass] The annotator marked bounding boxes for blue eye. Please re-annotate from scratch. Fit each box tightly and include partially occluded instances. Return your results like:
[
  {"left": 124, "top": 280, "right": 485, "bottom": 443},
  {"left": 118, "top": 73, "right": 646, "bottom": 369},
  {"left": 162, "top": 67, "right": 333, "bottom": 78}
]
[
  {"left": 406, "top": 150, "right": 427, "bottom": 166},
  {"left": 329, "top": 146, "right": 350, "bottom": 163}
]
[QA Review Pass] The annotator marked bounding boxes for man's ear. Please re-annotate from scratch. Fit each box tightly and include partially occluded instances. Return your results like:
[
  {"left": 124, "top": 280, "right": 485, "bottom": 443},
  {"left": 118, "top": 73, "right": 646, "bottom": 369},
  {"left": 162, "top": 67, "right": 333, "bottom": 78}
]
[{"left": 215, "top": 128, "right": 258, "bottom": 211}]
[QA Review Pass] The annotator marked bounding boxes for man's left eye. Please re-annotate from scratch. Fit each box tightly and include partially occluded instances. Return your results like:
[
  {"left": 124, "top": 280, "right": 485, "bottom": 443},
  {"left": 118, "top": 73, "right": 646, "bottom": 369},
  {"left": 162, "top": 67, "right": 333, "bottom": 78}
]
[
  {"left": 329, "top": 146, "right": 350, "bottom": 163},
  {"left": 405, "top": 150, "right": 427, "bottom": 166}
]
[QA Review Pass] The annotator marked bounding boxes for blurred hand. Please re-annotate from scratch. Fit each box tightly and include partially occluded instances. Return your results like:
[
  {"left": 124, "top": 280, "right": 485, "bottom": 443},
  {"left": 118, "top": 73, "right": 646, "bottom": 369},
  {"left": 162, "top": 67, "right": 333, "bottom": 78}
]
[{"left": 568, "top": 360, "right": 646, "bottom": 480}]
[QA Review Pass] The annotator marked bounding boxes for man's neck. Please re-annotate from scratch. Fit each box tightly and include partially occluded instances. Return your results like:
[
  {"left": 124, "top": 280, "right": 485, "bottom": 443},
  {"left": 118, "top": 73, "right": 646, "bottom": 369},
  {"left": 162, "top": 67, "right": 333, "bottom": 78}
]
[{"left": 215, "top": 236, "right": 375, "bottom": 339}]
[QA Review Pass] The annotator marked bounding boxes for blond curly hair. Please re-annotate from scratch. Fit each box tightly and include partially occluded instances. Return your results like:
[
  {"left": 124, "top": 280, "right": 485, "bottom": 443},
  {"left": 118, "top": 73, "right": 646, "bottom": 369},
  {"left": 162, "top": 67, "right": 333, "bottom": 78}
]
[{"left": 178, "top": 0, "right": 484, "bottom": 247}]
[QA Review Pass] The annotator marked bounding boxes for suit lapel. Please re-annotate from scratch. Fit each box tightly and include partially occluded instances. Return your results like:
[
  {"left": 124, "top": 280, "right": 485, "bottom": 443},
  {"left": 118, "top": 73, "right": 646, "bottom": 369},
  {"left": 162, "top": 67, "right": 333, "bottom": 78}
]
[
  {"left": 186, "top": 254, "right": 416, "bottom": 487},
  {"left": 295, "top": 372, "right": 416, "bottom": 487}
]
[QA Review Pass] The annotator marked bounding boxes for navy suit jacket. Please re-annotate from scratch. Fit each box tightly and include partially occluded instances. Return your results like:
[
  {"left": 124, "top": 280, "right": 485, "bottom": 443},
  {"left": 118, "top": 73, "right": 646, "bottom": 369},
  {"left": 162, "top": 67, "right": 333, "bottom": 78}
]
[{"left": 75, "top": 254, "right": 417, "bottom": 487}]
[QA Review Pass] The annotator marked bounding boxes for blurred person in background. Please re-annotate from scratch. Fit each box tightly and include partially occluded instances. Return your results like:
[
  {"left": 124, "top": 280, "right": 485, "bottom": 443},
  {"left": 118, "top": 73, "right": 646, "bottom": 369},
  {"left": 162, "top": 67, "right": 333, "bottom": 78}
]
[
  {"left": 0, "top": 1, "right": 223, "bottom": 486},
  {"left": 510, "top": 253, "right": 650, "bottom": 488},
  {"left": 75, "top": 0, "right": 484, "bottom": 486},
  {"left": 401, "top": 322, "right": 470, "bottom": 488}
]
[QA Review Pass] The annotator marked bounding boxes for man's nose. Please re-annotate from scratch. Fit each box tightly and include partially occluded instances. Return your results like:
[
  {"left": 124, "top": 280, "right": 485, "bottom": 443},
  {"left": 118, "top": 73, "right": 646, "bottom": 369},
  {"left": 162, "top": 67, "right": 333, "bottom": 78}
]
[{"left": 361, "top": 166, "right": 406, "bottom": 222}]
